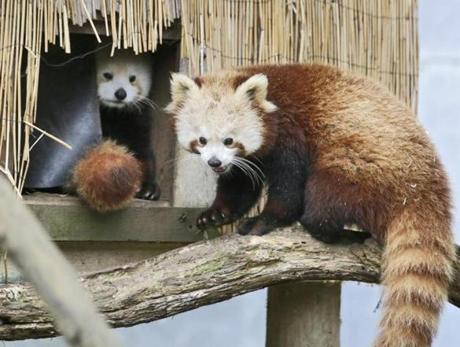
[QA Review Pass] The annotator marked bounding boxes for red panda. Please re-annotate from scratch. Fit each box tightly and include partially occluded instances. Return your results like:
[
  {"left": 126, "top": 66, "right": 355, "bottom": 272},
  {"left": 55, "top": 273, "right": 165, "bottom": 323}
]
[
  {"left": 166, "top": 64, "right": 455, "bottom": 347},
  {"left": 73, "top": 50, "right": 160, "bottom": 211}
]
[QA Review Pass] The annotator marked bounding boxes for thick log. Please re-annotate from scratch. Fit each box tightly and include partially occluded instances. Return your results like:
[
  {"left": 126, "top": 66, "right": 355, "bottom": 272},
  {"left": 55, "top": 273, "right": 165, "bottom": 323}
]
[{"left": 0, "top": 225, "right": 459, "bottom": 340}]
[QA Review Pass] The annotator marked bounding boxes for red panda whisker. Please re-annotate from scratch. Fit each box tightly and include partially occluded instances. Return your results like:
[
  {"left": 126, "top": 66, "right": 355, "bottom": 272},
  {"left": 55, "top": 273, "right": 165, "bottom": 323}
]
[
  {"left": 234, "top": 157, "right": 264, "bottom": 184},
  {"left": 236, "top": 156, "right": 265, "bottom": 179},
  {"left": 232, "top": 159, "right": 259, "bottom": 188},
  {"left": 231, "top": 159, "right": 256, "bottom": 189},
  {"left": 136, "top": 99, "right": 150, "bottom": 109},
  {"left": 128, "top": 101, "right": 142, "bottom": 114},
  {"left": 137, "top": 96, "right": 160, "bottom": 111},
  {"left": 249, "top": 155, "right": 263, "bottom": 166},
  {"left": 233, "top": 158, "right": 263, "bottom": 188}
]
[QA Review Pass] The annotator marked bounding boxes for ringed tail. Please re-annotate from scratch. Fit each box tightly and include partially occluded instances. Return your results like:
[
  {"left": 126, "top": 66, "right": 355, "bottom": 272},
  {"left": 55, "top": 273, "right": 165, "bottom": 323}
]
[
  {"left": 72, "top": 140, "right": 142, "bottom": 212},
  {"left": 375, "top": 205, "right": 455, "bottom": 347}
]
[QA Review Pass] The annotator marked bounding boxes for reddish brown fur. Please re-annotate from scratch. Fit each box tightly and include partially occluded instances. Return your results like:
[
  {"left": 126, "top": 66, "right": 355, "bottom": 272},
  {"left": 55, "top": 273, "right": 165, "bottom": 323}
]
[
  {"left": 72, "top": 140, "right": 142, "bottom": 212},
  {"left": 193, "top": 76, "right": 204, "bottom": 88},
  {"left": 233, "top": 141, "right": 247, "bottom": 156},
  {"left": 189, "top": 139, "right": 200, "bottom": 154},
  {"left": 200, "top": 64, "right": 455, "bottom": 347}
]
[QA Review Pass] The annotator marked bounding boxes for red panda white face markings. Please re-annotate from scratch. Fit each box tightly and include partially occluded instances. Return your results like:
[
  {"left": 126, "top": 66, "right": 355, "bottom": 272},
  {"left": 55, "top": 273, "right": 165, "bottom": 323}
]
[
  {"left": 167, "top": 73, "right": 277, "bottom": 174},
  {"left": 96, "top": 50, "right": 152, "bottom": 109}
]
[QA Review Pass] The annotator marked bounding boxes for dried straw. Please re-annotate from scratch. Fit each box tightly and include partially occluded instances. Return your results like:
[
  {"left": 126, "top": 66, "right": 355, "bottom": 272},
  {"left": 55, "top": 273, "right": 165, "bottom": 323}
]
[
  {"left": 181, "top": 0, "right": 418, "bottom": 111},
  {"left": 0, "top": 0, "right": 180, "bottom": 193}
]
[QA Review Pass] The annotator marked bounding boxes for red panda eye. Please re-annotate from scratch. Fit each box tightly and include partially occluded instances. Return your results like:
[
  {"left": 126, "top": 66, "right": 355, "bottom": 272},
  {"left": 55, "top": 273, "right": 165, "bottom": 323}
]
[
  {"left": 223, "top": 138, "right": 233, "bottom": 146},
  {"left": 199, "top": 137, "right": 207, "bottom": 145},
  {"left": 103, "top": 72, "right": 113, "bottom": 80},
  {"left": 129, "top": 75, "right": 136, "bottom": 83}
]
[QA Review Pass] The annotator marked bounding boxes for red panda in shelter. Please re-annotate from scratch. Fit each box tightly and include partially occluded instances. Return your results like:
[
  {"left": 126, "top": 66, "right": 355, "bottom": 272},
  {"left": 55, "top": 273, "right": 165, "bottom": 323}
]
[
  {"left": 73, "top": 50, "right": 160, "bottom": 212},
  {"left": 166, "top": 64, "right": 455, "bottom": 347}
]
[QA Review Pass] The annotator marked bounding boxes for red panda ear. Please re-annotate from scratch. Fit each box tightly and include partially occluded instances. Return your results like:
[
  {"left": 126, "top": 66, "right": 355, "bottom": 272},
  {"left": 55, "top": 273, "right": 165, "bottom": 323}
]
[
  {"left": 165, "top": 73, "right": 200, "bottom": 113},
  {"left": 235, "top": 74, "right": 278, "bottom": 113}
]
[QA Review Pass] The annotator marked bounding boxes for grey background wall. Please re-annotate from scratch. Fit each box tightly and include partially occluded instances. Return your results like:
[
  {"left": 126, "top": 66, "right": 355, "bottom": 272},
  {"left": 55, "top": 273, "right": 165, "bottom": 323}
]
[{"left": 3, "top": 1, "right": 460, "bottom": 346}]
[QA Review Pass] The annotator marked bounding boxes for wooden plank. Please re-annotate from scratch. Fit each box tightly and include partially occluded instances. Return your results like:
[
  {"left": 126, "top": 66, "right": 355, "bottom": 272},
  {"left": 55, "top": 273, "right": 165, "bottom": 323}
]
[
  {"left": 266, "top": 281, "right": 341, "bottom": 347},
  {"left": 68, "top": 20, "right": 181, "bottom": 41},
  {"left": 23, "top": 194, "right": 217, "bottom": 242}
]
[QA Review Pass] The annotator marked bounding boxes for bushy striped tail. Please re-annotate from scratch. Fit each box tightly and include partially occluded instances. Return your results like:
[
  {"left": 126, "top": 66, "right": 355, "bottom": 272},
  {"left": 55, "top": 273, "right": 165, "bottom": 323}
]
[
  {"left": 72, "top": 140, "right": 142, "bottom": 212},
  {"left": 374, "top": 207, "right": 455, "bottom": 347}
]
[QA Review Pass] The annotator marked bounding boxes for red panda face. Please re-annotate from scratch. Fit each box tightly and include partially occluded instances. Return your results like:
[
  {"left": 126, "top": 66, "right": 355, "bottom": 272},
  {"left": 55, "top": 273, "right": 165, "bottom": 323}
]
[
  {"left": 96, "top": 50, "right": 152, "bottom": 109},
  {"left": 166, "top": 72, "right": 277, "bottom": 174}
]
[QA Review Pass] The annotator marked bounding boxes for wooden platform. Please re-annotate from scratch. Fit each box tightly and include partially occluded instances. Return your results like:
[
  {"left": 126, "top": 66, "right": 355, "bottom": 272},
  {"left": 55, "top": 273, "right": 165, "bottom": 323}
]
[{"left": 24, "top": 193, "right": 210, "bottom": 243}]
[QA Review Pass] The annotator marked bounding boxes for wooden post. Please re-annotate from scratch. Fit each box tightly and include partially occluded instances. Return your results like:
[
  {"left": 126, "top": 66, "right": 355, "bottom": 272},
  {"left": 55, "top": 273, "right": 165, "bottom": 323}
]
[{"left": 266, "top": 281, "right": 341, "bottom": 347}]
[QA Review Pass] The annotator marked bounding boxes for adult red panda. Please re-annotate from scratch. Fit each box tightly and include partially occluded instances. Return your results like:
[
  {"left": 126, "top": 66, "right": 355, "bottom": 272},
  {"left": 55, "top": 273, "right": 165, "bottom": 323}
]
[{"left": 166, "top": 64, "right": 455, "bottom": 347}]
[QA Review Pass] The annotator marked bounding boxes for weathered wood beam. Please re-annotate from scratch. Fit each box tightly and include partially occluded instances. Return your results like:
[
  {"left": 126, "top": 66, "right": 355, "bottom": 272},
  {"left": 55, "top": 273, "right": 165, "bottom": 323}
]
[
  {"left": 23, "top": 194, "right": 217, "bottom": 242},
  {"left": 0, "top": 178, "right": 122, "bottom": 346},
  {"left": 1, "top": 225, "right": 459, "bottom": 340}
]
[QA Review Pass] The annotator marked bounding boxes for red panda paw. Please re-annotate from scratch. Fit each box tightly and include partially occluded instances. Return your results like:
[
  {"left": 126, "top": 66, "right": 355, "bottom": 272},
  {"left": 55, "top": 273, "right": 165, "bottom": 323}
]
[
  {"left": 136, "top": 181, "right": 161, "bottom": 201},
  {"left": 72, "top": 140, "right": 142, "bottom": 212},
  {"left": 196, "top": 207, "right": 232, "bottom": 230}
]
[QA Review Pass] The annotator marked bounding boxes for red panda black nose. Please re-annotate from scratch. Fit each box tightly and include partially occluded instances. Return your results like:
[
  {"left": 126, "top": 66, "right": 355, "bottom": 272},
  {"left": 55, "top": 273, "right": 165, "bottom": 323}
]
[
  {"left": 115, "top": 88, "right": 127, "bottom": 101},
  {"left": 208, "top": 157, "right": 222, "bottom": 168}
]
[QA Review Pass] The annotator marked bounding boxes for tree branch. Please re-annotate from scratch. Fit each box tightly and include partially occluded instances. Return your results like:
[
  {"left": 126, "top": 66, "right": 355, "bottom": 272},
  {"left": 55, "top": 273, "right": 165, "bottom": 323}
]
[
  {"left": 0, "top": 177, "right": 122, "bottom": 346},
  {"left": 1, "top": 224, "right": 459, "bottom": 340}
]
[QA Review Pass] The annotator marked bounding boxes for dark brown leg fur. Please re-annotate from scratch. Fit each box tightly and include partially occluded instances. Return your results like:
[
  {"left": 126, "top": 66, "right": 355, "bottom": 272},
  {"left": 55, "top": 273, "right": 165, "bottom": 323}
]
[
  {"left": 136, "top": 154, "right": 160, "bottom": 200},
  {"left": 197, "top": 166, "right": 262, "bottom": 230},
  {"left": 238, "top": 147, "right": 307, "bottom": 236}
]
